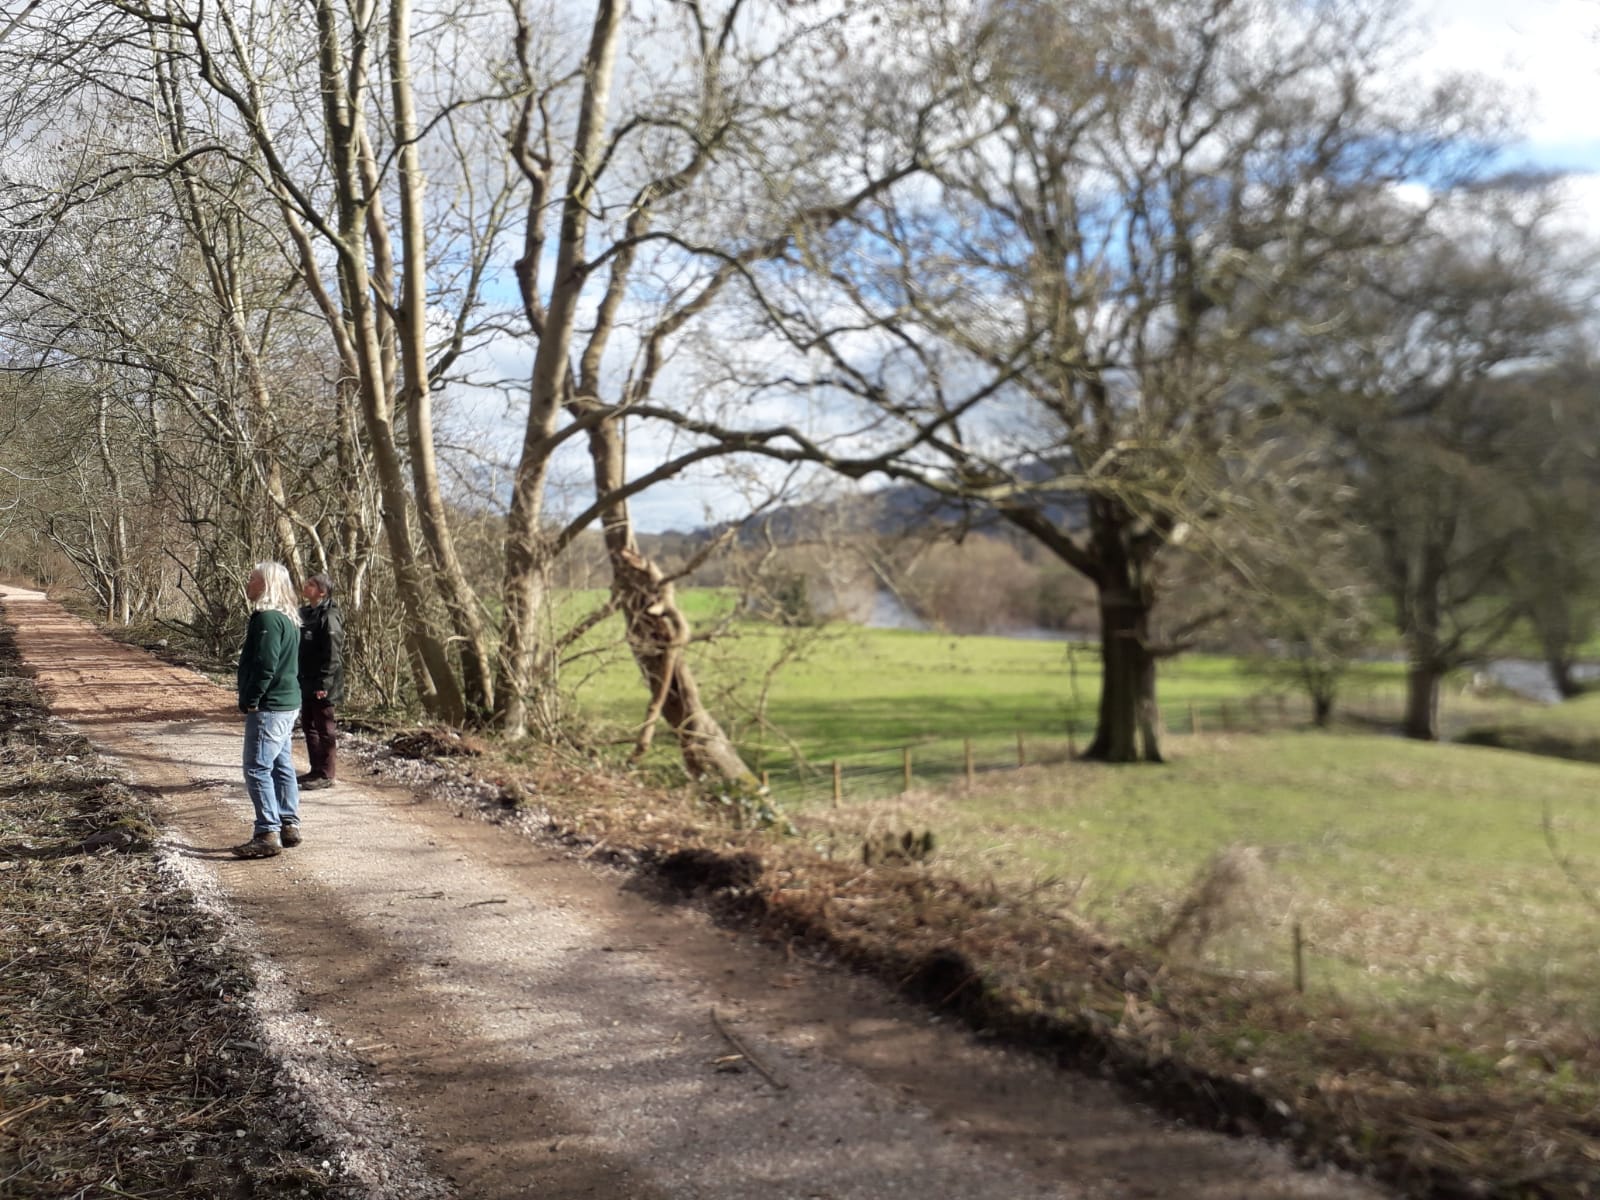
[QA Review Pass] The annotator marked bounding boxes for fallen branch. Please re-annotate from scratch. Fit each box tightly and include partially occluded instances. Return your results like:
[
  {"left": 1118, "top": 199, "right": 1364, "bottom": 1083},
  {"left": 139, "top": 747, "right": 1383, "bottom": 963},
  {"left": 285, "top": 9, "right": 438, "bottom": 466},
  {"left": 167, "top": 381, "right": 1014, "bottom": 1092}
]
[{"left": 709, "top": 1006, "right": 788, "bottom": 1090}]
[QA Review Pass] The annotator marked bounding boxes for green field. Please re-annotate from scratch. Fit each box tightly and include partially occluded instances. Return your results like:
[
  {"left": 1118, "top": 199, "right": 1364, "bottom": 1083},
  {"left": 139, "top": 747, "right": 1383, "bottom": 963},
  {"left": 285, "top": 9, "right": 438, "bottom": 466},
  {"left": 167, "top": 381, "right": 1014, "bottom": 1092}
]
[
  {"left": 565, "top": 588, "right": 1531, "bottom": 798},
  {"left": 566, "top": 590, "right": 1600, "bottom": 1039},
  {"left": 838, "top": 732, "right": 1600, "bottom": 1023}
]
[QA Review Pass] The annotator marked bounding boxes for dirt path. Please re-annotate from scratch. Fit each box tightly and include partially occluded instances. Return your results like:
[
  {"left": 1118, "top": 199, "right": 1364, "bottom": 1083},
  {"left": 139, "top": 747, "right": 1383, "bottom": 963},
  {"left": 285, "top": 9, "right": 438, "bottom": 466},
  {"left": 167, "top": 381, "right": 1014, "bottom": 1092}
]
[{"left": 0, "top": 586, "right": 1392, "bottom": 1200}]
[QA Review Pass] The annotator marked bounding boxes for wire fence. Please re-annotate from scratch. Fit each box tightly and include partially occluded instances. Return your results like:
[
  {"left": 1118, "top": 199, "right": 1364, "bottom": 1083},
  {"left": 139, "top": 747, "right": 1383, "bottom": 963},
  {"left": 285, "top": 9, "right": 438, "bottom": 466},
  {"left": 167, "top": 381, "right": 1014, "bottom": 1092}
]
[{"left": 754, "top": 681, "right": 1531, "bottom": 809}]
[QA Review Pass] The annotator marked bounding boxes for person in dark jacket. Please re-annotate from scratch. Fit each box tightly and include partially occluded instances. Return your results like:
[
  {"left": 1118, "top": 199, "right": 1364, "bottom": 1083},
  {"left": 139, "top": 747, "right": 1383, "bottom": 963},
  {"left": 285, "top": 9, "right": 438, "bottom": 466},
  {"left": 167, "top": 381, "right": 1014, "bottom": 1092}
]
[
  {"left": 234, "top": 562, "right": 302, "bottom": 859},
  {"left": 297, "top": 572, "right": 344, "bottom": 791}
]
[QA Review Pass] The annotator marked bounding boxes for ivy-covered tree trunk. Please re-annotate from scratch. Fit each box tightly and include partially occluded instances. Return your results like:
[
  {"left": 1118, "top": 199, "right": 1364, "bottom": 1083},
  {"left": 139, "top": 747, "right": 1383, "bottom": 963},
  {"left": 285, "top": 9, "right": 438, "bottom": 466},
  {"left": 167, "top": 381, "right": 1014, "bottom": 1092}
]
[{"left": 585, "top": 414, "right": 750, "bottom": 784}]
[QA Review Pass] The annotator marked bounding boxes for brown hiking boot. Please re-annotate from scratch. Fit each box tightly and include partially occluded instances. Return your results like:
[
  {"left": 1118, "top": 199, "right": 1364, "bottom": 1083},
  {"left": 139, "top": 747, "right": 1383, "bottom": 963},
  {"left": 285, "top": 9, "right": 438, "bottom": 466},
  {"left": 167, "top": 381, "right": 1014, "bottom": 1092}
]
[
  {"left": 231, "top": 832, "right": 282, "bottom": 859},
  {"left": 299, "top": 777, "right": 333, "bottom": 791},
  {"left": 279, "top": 824, "right": 302, "bottom": 848}
]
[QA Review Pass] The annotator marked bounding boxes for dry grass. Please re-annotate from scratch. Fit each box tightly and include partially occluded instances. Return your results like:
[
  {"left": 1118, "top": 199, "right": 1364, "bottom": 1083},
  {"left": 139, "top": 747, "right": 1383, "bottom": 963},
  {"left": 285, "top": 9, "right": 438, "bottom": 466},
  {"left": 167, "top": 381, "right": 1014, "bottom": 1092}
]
[
  {"left": 419, "top": 733, "right": 1600, "bottom": 1200},
  {"left": 0, "top": 631, "right": 351, "bottom": 1200}
]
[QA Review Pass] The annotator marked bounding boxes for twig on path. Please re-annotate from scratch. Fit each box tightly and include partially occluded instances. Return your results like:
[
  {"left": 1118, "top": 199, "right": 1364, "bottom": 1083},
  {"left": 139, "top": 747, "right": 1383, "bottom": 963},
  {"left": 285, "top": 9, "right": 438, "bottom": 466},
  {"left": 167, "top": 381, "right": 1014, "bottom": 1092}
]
[
  {"left": 464, "top": 897, "right": 508, "bottom": 907},
  {"left": 709, "top": 1006, "right": 789, "bottom": 1091}
]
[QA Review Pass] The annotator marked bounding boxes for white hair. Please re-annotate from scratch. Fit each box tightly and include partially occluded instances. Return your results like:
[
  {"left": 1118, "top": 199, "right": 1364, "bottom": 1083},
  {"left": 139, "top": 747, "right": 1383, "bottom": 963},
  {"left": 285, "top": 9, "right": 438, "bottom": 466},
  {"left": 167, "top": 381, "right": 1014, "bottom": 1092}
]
[{"left": 251, "top": 561, "right": 302, "bottom": 627}]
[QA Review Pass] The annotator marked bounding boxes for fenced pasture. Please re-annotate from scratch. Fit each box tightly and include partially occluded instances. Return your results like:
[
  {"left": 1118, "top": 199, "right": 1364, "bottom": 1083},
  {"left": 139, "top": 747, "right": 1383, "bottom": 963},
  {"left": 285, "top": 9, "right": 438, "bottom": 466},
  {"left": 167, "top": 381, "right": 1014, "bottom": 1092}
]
[
  {"left": 572, "top": 596, "right": 1600, "bottom": 1064},
  {"left": 568, "top": 591, "right": 1551, "bottom": 804},
  {"left": 809, "top": 730, "right": 1600, "bottom": 1077}
]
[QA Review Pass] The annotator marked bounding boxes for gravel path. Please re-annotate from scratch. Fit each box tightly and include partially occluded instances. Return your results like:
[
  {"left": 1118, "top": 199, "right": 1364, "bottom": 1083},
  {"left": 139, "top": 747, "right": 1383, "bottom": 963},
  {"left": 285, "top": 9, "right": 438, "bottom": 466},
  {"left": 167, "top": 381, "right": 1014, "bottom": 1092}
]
[{"left": 0, "top": 585, "right": 1392, "bottom": 1200}]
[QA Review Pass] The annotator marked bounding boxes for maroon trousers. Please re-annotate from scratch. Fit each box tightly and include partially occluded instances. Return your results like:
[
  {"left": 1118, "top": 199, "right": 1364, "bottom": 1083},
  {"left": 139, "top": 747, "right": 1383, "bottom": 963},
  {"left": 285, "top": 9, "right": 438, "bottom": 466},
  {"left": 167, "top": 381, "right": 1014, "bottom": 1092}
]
[{"left": 301, "top": 697, "right": 338, "bottom": 781}]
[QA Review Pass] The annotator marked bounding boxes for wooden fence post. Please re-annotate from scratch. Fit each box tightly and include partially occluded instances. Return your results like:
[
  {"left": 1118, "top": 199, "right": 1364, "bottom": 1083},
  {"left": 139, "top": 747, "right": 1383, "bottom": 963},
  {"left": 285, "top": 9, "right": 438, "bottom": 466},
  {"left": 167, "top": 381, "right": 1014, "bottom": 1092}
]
[
  {"left": 760, "top": 769, "right": 770, "bottom": 791},
  {"left": 1189, "top": 703, "right": 1199, "bottom": 735},
  {"left": 902, "top": 746, "right": 912, "bottom": 794},
  {"left": 1293, "top": 922, "right": 1306, "bottom": 994},
  {"left": 1016, "top": 731, "right": 1026, "bottom": 767}
]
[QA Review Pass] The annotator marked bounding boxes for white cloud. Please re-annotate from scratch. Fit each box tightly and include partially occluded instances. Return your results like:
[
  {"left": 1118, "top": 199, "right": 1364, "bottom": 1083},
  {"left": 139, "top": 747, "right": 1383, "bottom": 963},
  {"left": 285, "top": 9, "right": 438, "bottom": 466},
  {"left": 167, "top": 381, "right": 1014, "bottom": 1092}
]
[
  {"left": 1551, "top": 171, "right": 1600, "bottom": 238},
  {"left": 1414, "top": 0, "right": 1600, "bottom": 153}
]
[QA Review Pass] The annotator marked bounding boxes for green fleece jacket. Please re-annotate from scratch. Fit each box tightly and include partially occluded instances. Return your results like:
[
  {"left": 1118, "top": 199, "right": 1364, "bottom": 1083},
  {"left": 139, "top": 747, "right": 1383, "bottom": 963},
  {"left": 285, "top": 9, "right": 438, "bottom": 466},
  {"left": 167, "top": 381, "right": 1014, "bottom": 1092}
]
[{"left": 237, "top": 609, "right": 302, "bottom": 713}]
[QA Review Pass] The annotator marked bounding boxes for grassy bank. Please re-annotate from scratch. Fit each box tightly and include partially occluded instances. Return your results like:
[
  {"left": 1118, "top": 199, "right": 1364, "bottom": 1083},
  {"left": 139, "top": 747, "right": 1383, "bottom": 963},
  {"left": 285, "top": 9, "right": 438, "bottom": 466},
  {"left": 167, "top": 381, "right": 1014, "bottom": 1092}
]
[
  {"left": 812, "top": 731, "right": 1600, "bottom": 1027},
  {"left": 1460, "top": 691, "right": 1600, "bottom": 765},
  {"left": 456, "top": 699, "right": 1600, "bottom": 1196}
]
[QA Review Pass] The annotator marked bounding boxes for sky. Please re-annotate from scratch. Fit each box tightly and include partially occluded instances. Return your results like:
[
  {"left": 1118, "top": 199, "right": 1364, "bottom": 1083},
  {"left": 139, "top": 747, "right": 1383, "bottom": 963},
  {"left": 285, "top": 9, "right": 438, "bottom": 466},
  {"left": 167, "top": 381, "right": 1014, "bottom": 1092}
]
[
  {"left": 1416, "top": 0, "right": 1599, "bottom": 162},
  {"left": 1410, "top": 0, "right": 1600, "bottom": 241}
]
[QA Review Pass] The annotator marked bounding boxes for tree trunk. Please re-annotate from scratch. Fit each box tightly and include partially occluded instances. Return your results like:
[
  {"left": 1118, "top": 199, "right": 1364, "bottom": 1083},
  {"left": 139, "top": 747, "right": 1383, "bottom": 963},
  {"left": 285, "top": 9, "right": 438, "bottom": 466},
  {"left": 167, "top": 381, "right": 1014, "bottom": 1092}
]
[
  {"left": 1541, "top": 618, "right": 1584, "bottom": 699},
  {"left": 1079, "top": 497, "right": 1162, "bottom": 764},
  {"left": 1548, "top": 655, "right": 1584, "bottom": 700},
  {"left": 583, "top": 413, "right": 749, "bottom": 782},
  {"left": 614, "top": 546, "right": 752, "bottom": 782},
  {"left": 1311, "top": 692, "right": 1333, "bottom": 727},
  {"left": 1082, "top": 583, "right": 1163, "bottom": 762},
  {"left": 498, "top": 0, "right": 625, "bottom": 737},
  {"left": 1402, "top": 661, "right": 1440, "bottom": 740},
  {"left": 93, "top": 392, "right": 131, "bottom": 625},
  {"left": 312, "top": 0, "right": 462, "bottom": 723},
  {"left": 387, "top": 0, "right": 494, "bottom": 722}
]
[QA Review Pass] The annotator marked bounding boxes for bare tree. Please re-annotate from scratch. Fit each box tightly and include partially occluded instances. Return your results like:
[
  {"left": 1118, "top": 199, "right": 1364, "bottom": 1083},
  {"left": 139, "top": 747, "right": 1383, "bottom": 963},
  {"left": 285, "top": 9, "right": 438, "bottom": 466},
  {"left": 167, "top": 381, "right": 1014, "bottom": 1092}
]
[
  {"left": 1287, "top": 186, "right": 1595, "bottom": 739},
  {"left": 625, "top": 0, "right": 1498, "bottom": 761},
  {"left": 1497, "top": 358, "right": 1600, "bottom": 700},
  {"left": 493, "top": 0, "right": 930, "bottom": 775}
]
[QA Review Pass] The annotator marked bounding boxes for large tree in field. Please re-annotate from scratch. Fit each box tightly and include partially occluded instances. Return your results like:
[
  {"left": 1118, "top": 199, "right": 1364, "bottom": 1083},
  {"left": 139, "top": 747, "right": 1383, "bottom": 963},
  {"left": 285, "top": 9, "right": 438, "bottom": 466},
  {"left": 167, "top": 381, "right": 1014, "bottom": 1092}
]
[
  {"left": 1286, "top": 187, "right": 1595, "bottom": 739},
  {"left": 637, "top": 0, "right": 1497, "bottom": 761}
]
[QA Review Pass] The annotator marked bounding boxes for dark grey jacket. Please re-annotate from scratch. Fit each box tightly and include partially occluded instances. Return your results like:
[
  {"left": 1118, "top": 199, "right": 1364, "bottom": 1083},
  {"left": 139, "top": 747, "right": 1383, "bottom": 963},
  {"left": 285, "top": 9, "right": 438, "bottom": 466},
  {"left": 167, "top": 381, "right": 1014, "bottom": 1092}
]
[{"left": 297, "top": 599, "right": 345, "bottom": 704}]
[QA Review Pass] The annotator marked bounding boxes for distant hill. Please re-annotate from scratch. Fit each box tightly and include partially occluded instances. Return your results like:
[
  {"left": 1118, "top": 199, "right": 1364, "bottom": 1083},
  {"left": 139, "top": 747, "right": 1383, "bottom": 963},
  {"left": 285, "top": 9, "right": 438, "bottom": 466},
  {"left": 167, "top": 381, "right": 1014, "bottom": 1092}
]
[{"left": 643, "top": 476, "right": 1087, "bottom": 552}]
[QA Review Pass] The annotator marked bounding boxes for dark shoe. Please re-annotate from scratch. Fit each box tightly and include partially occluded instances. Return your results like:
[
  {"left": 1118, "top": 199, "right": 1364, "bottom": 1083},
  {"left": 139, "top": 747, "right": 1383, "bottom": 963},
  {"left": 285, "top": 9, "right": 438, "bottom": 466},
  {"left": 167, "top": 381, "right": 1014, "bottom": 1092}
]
[
  {"left": 296, "top": 771, "right": 325, "bottom": 786},
  {"left": 279, "top": 824, "right": 302, "bottom": 848},
  {"left": 300, "top": 777, "right": 333, "bottom": 791},
  {"left": 231, "top": 832, "right": 282, "bottom": 859}
]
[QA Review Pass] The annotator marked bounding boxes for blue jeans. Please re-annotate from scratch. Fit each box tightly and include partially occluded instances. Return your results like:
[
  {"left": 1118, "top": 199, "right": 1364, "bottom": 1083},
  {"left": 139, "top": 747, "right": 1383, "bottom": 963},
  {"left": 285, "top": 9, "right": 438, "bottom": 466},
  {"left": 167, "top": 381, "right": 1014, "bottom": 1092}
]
[{"left": 243, "top": 709, "right": 300, "bottom": 835}]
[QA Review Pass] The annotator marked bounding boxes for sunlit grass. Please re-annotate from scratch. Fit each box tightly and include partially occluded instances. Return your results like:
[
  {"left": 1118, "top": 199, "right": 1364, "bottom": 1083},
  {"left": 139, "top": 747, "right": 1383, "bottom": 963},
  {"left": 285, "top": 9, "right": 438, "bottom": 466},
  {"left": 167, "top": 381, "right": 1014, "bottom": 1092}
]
[
  {"left": 561, "top": 588, "right": 1545, "bottom": 788},
  {"left": 814, "top": 730, "right": 1600, "bottom": 1035}
]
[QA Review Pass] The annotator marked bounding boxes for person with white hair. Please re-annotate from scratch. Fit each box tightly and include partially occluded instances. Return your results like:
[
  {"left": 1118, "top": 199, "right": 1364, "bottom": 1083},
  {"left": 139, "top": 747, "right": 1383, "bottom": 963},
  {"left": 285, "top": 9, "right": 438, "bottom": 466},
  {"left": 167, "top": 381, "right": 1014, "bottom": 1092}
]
[{"left": 232, "top": 561, "right": 303, "bottom": 858}]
